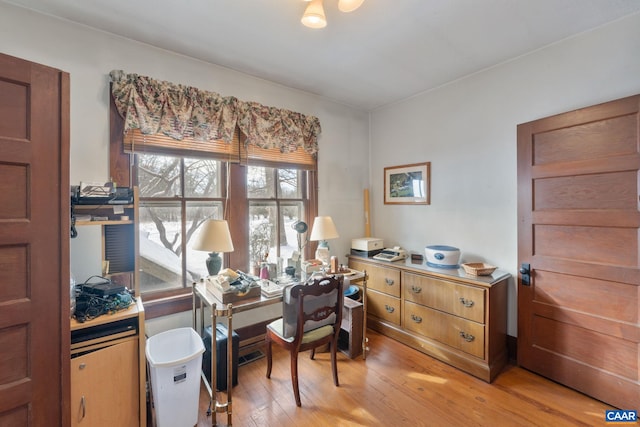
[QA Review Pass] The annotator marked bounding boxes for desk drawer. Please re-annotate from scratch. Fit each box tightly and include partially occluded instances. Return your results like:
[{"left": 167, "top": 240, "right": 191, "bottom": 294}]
[
  {"left": 404, "top": 301, "right": 484, "bottom": 358},
  {"left": 403, "top": 272, "right": 485, "bottom": 323},
  {"left": 349, "top": 261, "right": 400, "bottom": 297},
  {"left": 367, "top": 289, "right": 401, "bottom": 325}
]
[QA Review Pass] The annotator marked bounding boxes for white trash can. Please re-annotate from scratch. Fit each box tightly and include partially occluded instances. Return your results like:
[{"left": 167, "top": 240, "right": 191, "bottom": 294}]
[{"left": 146, "top": 327, "right": 205, "bottom": 427}]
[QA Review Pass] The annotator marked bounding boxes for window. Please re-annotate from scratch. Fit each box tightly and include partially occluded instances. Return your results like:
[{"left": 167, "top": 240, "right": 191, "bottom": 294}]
[
  {"left": 136, "top": 154, "right": 224, "bottom": 296},
  {"left": 109, "top": 128, "right": 318, "bottom": 309},
  {"left": 247, "top": 167, "right": 307, "bottom": 276},
  {"left": 132, "top": 154, "right": 315, "bottom": 302}
]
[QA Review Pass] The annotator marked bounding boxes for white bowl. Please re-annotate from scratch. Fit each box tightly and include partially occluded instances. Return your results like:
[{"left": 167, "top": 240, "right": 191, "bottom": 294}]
[{"left": 425, "top": 245, "right": 460, "bottom": 269}]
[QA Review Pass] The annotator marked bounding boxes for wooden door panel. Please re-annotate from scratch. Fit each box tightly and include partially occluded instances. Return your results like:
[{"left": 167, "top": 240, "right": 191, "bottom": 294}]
[
  {"left": 532, "top": 270, "right": 637, "bottom": 324},
  {"left": 534, "top": 171, "right": 637, "bottom": 210},
  {"left": 532, "top": 316, "right": 637, "bottom": 379},
  {"left": 0, "top": 164, "right": 28, "bottom": 219},
  {"left": 0, "top": 246, "right": 28, "bottom": 301},
  {"left": 518, "top": 94, "right": 640, "bottom": 410},
  {"left": 534, "top": 224, "right": 637, "bottom": 266},
  {"left": 0, "top": 78, "right": 29, "bottom": 139},
  {"left": 0, "top": 53, "right": 69, "bottom": 426},
  {"left": 524, "top": 347, "right": 639, "bottom": 410},
  {"left": 533, "top": 113, "right": 637, "bottom": 165}
]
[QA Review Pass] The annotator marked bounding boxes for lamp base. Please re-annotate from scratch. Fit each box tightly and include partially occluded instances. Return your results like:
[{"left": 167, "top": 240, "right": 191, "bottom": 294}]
[
  {"left": 206, "top": 252, "right": 222, "bottom": 276},
  {"left": 315, "top": 246, "right": 330, "bottom": 266}
]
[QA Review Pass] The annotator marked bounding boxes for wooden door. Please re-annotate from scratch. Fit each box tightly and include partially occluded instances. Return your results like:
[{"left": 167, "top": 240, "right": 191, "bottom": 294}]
[
  {"left": 0, "top": 53, "right": 70, "bottom": 425},
  {"left": 71, "top": 339, "right": 138, "bottom": 426},
  {"left": 517, "top": 95, "right": 640, "bottom": 409}
]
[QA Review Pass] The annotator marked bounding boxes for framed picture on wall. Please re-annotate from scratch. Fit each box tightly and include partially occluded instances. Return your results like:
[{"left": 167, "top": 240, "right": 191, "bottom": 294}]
[{"left": 384, "top": 162, "right": 430, "bottom": 205}]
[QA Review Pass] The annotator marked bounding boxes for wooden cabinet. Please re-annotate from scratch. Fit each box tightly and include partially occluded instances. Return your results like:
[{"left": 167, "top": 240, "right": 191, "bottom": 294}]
[
  {"left": 70, "top": 299, "right": 146, "bottom": 427},
  {"left": 349, "top": 256, "right": 509, "bottom": 382}
]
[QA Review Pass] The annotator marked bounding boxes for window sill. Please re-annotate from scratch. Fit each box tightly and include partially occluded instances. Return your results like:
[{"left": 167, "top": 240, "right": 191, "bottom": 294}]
[{"left": 142, "top": 292, "right": 193, "bottom": 320}]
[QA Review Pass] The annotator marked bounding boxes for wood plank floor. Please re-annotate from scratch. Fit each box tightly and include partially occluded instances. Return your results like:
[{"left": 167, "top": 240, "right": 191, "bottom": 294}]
[{"left": 183, "top": 329, "right": 612, "bottom": 426}]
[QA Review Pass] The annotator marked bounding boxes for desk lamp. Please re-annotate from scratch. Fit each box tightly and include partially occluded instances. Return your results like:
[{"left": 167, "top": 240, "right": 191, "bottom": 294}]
[
  {"left": 192, "top": 219, "right": 234, "bottom": 276},
  {"left": 309, "top": 216, "right": 339, "bottom": 266}
]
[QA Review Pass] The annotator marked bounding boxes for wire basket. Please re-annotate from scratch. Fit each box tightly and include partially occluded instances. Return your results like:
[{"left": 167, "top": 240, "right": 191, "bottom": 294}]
[{"left": 461, "top": 263, "right": 497, "bottom": 276}]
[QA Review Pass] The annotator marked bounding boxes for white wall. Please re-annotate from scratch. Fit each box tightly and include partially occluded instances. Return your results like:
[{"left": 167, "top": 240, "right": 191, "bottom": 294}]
[{"left": 370, "top": 12, "right": 640, "bottom": 336}]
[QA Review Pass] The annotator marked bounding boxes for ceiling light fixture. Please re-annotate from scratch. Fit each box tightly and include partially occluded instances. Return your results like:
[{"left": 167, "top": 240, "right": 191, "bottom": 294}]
[
  {"left": 337, "top": 0, "right": 365, "bottom": 13},
  {"left": 301, "top": 0, "right": 365, "bottom": 29}
]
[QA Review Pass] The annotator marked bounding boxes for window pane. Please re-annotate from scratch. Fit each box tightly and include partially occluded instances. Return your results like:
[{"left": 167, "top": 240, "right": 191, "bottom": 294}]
[
  {"left": 138, "top": 203, "right": 184, "bottom": 294},
  {"left": 280, "top": 201, "right": 304, "bottom": 262},
  {"left": 185, "top": 202, "right": 223, "bottom": 280},
  {"left": 137, "top": 153, "right": 181, "bottom": 197},
  {"left": 278, "top": 169, "right": 302, "bottom": 199},
  {"left": 249, "top": 201, "right": 276, "bottom": 269},
  {"left": 247, "top": 166, "right": 275, "bottom": 198},
  {"left": 184, "top": 158, "right": 221, "bottom": 198}
]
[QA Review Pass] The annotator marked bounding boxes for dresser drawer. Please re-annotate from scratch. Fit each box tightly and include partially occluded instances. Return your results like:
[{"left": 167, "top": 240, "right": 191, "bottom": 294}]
[
  {"left": 350, "top": 259, "right": 401, "bottom": 297},
  {"left": 404, "top": 301, "right": 485, "bottom": 358},
  {"left": 367, "top": 289, "right": 401, "bottom": 325},
  {"left": 403, "top": 272, "right": 485, "bottom": 323}
]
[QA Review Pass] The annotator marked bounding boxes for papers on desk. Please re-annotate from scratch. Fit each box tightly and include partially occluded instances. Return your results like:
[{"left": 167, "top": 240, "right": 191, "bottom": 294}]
[{"left": 258, "top": 279, "right": 285, "bottom": 297}]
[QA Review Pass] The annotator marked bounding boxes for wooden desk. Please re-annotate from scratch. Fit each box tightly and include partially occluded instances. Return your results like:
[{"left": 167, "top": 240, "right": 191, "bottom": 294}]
[{"left": 192, "top": 281, "right": 282, "bottom": 426}]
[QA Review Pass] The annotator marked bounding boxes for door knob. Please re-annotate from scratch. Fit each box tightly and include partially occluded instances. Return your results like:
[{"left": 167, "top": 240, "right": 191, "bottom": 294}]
[{"left": 520, "top": 263, "right": 531, "bottom": 286}]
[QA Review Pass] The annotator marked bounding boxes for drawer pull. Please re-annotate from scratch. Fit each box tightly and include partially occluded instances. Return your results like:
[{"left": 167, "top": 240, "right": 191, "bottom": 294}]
[
  {"left": 411, "top": 286, "right": 422, "bottom": 294},
  {"left": 459, "top": 297, "right": 474, "bottom": 308},
  {"left": 411, "top": 314, "right": 422, "bottom": 323},
  {"left": 384, "top": 305, "right": 395, "bottom": 313},
  {"left": 459, "top": 331, "right": 475, "bottom": 342},
  {"left": 385, "top": 278, "right": 395, "bottom": 286},
  {"left": 80, "top": 396, "right": 86, "bottom": 420}
]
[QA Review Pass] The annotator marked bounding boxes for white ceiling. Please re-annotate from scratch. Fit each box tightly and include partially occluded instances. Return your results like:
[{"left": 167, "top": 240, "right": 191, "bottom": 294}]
[{"left": 5, "top": 0, "right": 640, "bottom": 111}]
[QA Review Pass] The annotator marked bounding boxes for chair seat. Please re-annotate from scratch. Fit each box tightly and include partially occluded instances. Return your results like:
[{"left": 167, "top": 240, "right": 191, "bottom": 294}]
[{"left": 267, "top": 318, "right": 334, "bottom": 345}]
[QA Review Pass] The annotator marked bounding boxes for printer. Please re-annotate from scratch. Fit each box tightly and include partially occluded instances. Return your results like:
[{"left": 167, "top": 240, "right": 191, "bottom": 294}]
[{"left": 350, "top": 237, "right": 384, "bottom": 258}]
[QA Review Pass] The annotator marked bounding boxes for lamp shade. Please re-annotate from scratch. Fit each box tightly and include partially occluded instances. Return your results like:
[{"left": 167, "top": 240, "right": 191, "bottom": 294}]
[
  {"left": 301, "top": 0, "right": 327, "bottom": 29},
  {"left": 192, "top": 220, "right": 234, "bottom": 253},
  {"left": 338, "top": 0, "right": 365, "bottom": 12},
  {"left": 309, "top": 216, "right": 339, "bottom": 241}
]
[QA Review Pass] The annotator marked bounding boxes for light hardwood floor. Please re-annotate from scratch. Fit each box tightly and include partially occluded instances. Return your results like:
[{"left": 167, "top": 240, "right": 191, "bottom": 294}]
[{"left": 186, "top": 329, "right": 613, "bottom": 427}]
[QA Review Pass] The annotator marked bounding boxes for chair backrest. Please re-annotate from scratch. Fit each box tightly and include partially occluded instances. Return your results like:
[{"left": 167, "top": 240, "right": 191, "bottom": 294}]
[{"left": 281, "top": 274, "right": 344, "bottom": 339}]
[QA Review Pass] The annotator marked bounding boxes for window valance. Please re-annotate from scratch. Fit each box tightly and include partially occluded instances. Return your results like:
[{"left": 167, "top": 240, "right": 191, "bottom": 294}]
[
  {"left": 109, "top": 70, "right": 320, "bottom": 156},
  {"left": 238, "top": 102, "right": 320, "bottom": 157},
  {"left": 110, "top": 70, "right": 238, "bottom": 143}
]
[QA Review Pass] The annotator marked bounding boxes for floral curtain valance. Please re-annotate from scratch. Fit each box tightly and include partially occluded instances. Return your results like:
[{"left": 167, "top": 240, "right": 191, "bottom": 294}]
[
  {"left": 110, "top": 70, "right": 238, "bottom": 143},
  {"left": 238, "top": 102, "right": 320, "bottom": 156},
  {"left": 110, "top": 70, "right": 320, "bottom": 155}
]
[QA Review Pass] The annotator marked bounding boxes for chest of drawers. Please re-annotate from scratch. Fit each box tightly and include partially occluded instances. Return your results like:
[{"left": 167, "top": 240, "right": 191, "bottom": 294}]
[{"left": 349, "top": 256, "right": 509, "bottom": 382}]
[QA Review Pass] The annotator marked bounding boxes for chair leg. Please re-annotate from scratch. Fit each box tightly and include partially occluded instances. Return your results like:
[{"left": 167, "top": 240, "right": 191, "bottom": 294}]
[
  {"left": 330, "top": 340, "right": 339, "bottom": 387},
  {"left": 310, "top": 348, "right": 315, "bottom": 360},
  {"left": 266, "top": 337, "right": 273, "bottom": 379},
  {"left": 290, "top": 350, "right": 302, "bottom": 407}
]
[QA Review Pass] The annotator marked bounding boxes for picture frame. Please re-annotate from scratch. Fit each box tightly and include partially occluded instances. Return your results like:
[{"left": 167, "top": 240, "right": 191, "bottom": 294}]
[{"left": 384, "top": 162, "right": 430, "bottom": 205}]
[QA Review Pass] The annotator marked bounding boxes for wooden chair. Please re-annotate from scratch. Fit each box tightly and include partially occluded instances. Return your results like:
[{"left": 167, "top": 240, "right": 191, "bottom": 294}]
[{"left": 265, "top": 274, "right": 344, "bottom": 407}]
